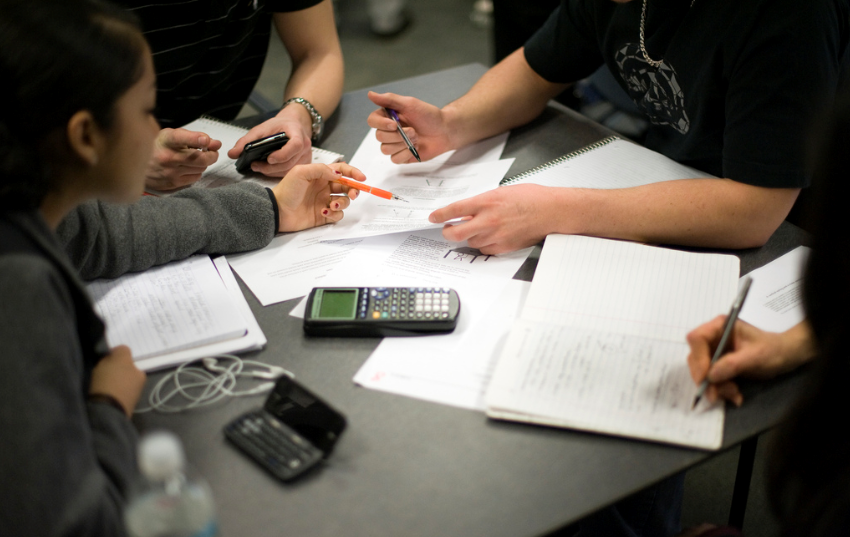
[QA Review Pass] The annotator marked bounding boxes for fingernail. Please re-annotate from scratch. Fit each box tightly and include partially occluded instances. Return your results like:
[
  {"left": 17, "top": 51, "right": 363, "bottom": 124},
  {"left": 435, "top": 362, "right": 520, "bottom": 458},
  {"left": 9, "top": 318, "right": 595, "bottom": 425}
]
[
  {"left": 322, "top": 209, "right": 329, "bottom": 216},
  {"left": 428, "top": 214, "right": 436, "bottom": 223},
  {"left": 334, "top": 170, "right": 342, "bottom": 175},
  {"left": 251, "top": 163, "right": 259, "bottom": 172},
  {"left": 267, "top": 157, "right": 277, "bottom": 164},
  {"left": 332, "top": 202, "right": 339, "bottom": 209}
]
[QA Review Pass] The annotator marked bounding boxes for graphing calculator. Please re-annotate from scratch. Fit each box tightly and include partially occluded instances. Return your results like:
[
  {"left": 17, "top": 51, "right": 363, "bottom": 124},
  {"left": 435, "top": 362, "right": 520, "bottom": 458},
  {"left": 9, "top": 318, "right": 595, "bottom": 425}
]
[
  {"left": 224, "top": 376, "right": 346, "bottom": 482},
  {"left": 303, "top": 287, "right": 461, "bottom": 337}
]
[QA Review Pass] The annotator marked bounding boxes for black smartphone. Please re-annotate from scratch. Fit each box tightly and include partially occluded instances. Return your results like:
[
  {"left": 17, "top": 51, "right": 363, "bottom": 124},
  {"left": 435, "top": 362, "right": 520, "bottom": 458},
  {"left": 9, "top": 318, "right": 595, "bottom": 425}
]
[
  {"left": 224, "top": 376, "right": 347, "bottom": 482},
  {"left": 235, "top": 131, "right": 289, "bottom": 174}
]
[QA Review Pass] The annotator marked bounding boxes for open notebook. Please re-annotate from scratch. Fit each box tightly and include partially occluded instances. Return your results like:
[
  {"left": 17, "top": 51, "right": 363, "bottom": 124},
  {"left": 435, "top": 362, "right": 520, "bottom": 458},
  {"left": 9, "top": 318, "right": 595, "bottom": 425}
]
[
  {"left": 499, "top": 136, "right": 710, "bottom": 188},
  {"left": 147, "top": 116, "right": 344, "bottom": 196},
  {"left": 88, "top": 256, "right": 266, "bottom": 371},
  {"left": 484, "top": 235, "right": 740, "bottom": 450}
]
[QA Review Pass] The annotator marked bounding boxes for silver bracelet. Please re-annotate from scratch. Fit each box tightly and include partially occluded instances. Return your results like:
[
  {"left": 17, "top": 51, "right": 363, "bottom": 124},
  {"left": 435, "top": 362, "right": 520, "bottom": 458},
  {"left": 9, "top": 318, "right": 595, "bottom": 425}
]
[{"left": 283, "top": 97, "right": 324, "bottom": 142}]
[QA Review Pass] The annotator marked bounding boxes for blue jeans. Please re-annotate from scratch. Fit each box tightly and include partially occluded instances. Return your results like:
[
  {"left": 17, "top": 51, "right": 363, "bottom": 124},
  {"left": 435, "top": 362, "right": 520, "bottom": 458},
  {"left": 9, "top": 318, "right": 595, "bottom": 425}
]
[{"left": 576, "top": 472, "right": 685, "bottom": 537}]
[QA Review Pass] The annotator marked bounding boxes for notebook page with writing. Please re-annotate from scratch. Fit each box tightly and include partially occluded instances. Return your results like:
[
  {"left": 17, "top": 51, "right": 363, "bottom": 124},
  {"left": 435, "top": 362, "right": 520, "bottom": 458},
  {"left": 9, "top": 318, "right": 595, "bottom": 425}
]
[
  {"left": 88, "top": 255, "right": 248, "bottom": 361},
  {"left": 523, "top": 235, "right": 740, "bottom": 342},
  {"left": 147, "top": 117, "right": 344, "bottom": 195},
  {"left": 485, "top": 320, "right": 724, "bottom": 449},
  {"left": 500, "top": 138, "right": 709, "bottom": 188}
]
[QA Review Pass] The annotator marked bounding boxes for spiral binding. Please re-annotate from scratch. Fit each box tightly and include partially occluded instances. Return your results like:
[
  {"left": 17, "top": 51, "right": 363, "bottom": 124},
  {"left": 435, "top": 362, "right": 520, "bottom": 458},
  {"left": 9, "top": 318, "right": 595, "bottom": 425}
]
[
  {"left": 198, "top": 114, "right": 249, "bottom": 133},
  {"left": 499, "top": 135, "right": 620, "bottom": 186}
]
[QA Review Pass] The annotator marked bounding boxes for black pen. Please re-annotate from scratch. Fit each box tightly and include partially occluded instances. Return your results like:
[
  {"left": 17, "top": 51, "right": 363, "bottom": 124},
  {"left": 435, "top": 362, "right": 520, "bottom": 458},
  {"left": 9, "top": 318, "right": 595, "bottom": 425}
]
[
  {"left": 384, "top": 107, "right": 421, "bottom": 162},
  {"left": 692, "top": 276, "right": 753, "bottom": 410}
]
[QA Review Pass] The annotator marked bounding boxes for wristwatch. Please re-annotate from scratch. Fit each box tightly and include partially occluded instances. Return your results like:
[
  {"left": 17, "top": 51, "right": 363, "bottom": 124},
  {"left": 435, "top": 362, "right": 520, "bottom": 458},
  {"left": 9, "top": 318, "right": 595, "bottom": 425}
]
[{"left": 284, "top": 97, "right": 324, "bottom": 142}]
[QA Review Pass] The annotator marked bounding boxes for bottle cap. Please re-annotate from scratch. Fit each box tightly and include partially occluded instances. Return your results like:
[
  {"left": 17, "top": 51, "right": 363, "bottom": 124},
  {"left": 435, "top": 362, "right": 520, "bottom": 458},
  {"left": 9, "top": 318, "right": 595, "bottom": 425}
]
[{"left": 138, "top": 430, "right": 185, "bottom": 481}]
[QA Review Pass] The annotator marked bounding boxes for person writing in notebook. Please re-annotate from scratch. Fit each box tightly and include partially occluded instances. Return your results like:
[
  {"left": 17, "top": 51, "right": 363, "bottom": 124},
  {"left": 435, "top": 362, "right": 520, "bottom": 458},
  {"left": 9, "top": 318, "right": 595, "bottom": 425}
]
[
  {"left": 680, "top": 90, "right": 850, "bottom": 537},
  {"left": 116, "top": 0, "right": 344, "bottom": 190},
  {"left": 0, "top": 2, "right": 360, "bottom": 534},
  {"left": 367, "top": 0, "right": 848, "bottom": 255}
]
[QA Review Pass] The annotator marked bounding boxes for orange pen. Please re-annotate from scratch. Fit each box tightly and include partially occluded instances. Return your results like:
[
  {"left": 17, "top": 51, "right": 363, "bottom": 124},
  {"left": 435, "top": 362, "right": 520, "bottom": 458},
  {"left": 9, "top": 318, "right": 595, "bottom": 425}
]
[{"left": 334, "top": 176, "right": 408, "bottom": 202}]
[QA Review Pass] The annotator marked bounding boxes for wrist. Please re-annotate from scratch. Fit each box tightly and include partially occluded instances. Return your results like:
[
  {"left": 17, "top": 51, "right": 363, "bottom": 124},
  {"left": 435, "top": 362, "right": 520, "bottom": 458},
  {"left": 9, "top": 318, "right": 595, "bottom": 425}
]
[
  {"left": 781, "top": 321, "right": 817, "bottom": 367},
  {"left": 265, "top": 188, "right": 281, "bottom": 233},
  {"left": 87, "top": 393, "right": 129, "bottom": 417},
  {"left": 282, "top": 97, "right": 323, "bottom": 142}
]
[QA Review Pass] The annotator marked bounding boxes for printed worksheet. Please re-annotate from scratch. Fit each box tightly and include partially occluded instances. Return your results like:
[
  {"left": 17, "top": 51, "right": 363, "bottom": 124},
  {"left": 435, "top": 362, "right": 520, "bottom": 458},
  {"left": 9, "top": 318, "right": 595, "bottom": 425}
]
[
  {"left": 315, "top": 158, "right": 514, "bottom": 242},
  {"left": 738, "top": 246, "right": 810, "bottom": 332},
  {"left": 353, "top": 280, "right": 531, "bottom": 410},
  {"left": 289, "top": 227, "right": 533, "bottom": 317}
]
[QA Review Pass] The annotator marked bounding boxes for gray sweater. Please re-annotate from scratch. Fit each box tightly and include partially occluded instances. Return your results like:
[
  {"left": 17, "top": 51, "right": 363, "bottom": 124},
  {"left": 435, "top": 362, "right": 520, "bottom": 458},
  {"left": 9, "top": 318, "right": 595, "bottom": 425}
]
[{"left": 0, "top": 183, "right": 275, "bottom": 536}]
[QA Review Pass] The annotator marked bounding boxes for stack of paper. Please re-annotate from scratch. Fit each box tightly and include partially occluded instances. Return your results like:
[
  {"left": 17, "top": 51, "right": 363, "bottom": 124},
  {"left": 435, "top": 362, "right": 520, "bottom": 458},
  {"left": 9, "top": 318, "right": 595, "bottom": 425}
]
[
  {"left": 88, "top": 256, "right": 266, "bottom": 371},
  {"left": 485, "top": 235, "right": 740, "bottom": 450}
]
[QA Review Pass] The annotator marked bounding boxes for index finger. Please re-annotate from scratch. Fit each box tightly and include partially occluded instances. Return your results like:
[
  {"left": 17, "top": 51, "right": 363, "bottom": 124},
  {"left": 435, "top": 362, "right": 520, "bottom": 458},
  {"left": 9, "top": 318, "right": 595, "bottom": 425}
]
[
  {"left": 686, "top": 315, "right": 727, "bottom": 384},
  {"left": 428, "top": 197, "right": 482, "bottom": 225}
]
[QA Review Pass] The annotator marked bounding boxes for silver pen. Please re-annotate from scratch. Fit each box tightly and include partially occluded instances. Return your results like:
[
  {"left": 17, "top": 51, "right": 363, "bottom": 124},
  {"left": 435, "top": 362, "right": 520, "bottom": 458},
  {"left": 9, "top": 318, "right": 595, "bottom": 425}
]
[
  {"left": 692, "top": 276, "right": 753, "bottom": 409},
  {"left": 384, "top": 108, "right": 421, "bottom": 162}
]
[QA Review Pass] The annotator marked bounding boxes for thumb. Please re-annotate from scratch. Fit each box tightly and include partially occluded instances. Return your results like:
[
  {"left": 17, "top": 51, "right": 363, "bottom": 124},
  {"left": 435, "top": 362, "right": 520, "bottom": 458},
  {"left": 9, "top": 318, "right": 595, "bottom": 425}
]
[
  {"left": 162, "top": 128, "right": 214, "bottom": 150},
  {"left": 367, "top": 91, "right": 409, "bottom": 112}
]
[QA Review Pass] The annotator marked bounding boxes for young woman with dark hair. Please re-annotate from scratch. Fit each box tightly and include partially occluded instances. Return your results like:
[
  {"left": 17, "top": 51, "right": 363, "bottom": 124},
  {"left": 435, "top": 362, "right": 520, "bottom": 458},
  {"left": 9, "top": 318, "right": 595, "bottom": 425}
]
[{"left": 0, "top": 0, "right": 361, "bottom": 534}]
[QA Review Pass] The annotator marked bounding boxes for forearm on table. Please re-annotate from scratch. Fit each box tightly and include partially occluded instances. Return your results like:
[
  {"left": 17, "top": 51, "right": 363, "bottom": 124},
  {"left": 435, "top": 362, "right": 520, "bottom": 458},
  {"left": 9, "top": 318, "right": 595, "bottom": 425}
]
[
  {"left": 543, "top": 178, "right": 800, "bottom": 249},
  {"left": 58, "top": 183, "right": 276, "bottom": 280},
  {"left": 441, "top": 48, "right": 569, "bottom": 149}
]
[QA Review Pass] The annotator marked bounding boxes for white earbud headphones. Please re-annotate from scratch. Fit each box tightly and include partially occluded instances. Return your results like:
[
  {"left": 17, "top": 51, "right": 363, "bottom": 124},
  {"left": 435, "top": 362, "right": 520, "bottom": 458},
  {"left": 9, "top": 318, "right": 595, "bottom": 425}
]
[{"left": 135, "top": 355, "right": 294, "bottom": 414}]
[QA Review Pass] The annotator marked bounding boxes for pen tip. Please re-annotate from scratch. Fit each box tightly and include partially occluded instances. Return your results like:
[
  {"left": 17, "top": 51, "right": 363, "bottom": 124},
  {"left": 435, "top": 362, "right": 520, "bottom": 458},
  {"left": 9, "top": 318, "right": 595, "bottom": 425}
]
[{"left": 691, "top": 397, "right": 700, "bottom": 410}]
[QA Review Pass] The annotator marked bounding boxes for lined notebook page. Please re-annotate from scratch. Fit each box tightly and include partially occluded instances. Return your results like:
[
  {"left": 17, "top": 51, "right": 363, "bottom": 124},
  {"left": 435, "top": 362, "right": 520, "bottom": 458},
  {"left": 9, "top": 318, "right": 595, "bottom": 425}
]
[
  {"left": 501, "top": 138, "right": 709, "bottom": 188},
  {"left": 485, "top": 320, "right": 725, "bottom": 450},
  {"left": 88, "top": 255, "right": 248, "bottom": 360},
  {"left": 148, "top": 117, "right": 344, "bottom": 195},
  {"left": 523, "top": 235, "right": 740, "bottom": 342}
]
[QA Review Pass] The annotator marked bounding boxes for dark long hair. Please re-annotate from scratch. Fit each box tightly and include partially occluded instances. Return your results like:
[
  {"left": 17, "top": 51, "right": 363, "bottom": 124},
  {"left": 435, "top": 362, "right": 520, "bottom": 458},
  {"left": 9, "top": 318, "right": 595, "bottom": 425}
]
[
  {"left": 0, "top": 0, "right": 145, "bottom": 211},
  {"left": 767, "top": 92, "right": 850, "bottom": 536}
]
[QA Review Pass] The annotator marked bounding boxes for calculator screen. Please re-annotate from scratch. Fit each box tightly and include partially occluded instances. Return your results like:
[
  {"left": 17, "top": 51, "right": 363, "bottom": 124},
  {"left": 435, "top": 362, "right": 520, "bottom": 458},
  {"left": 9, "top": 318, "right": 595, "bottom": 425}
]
[{"left": 317, "top": 289, "right": 357, "bottom": 319}]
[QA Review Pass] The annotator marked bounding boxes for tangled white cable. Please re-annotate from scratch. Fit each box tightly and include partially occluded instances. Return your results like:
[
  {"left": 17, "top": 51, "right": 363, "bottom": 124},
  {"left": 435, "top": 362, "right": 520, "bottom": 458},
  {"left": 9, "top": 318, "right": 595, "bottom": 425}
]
[{"left": 135, "top": 354, "right": 293, "bottom": 414}]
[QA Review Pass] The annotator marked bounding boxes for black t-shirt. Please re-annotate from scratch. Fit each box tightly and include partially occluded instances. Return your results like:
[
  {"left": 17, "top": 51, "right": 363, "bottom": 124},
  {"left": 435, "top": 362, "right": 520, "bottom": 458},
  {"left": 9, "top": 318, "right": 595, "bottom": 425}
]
[
  {"left": 524, "top": 0, "right": 850, "bottom": 188},
  {"left": 119, "top": 0, "right": 322, "bottom": 128}
]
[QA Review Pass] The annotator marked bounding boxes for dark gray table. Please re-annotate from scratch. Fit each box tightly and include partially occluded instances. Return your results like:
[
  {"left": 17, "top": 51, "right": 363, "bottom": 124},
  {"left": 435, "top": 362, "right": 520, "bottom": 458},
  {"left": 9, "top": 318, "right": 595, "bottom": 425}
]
[{"left": 136, "top": 64, "right": 808, "bottom": 537}]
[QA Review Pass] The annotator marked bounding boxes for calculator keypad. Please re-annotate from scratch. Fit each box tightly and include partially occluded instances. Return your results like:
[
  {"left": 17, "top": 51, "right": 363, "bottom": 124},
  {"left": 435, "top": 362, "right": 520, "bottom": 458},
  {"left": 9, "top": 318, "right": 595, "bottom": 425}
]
[
  {"left": 225, "top": 410, "right": 324, "bottom": 482},
  {"left": 360, "top": 287, "right": 452, "bottom": 320}
]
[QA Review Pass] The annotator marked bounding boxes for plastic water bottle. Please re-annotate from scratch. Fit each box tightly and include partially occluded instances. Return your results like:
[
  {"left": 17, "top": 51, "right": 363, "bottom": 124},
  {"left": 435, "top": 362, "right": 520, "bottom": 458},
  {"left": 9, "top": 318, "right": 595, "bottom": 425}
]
[{"left": 124, "top": 431, "right": 218, "bottom": 537}]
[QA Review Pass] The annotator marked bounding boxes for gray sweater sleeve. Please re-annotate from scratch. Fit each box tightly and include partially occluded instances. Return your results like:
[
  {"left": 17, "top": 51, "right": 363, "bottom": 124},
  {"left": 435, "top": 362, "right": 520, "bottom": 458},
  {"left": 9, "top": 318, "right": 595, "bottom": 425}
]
[
  {"left": 0, "top": 255, "right": 137, "bottom": 537},
  {"left": 57, "top": 182, "right": 276, "bottom": 280}
]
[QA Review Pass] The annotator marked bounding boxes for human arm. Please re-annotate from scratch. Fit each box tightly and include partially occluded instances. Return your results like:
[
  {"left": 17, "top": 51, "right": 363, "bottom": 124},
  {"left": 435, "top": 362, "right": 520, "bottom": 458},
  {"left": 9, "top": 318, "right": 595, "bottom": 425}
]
[
  {"left": 57, "top": 162, "right": 363, "bottom": 280},
  {"left": 366, "top": 48, "right": 569, "bottom": 163},
  {"left": 0, "top": 257, "right": 140, "bottom": 536},
  {"left": 228, "top": 0, "right": 344, "bottom": 177},
  {"left": 686, "top": 319, "right": 817, "bottom": 406},
  {"left": 145, "top": 128, "right": 223, "bottom": 191},
  {"left": 428, "top": 177, "right": 799, "bottom": 255}
]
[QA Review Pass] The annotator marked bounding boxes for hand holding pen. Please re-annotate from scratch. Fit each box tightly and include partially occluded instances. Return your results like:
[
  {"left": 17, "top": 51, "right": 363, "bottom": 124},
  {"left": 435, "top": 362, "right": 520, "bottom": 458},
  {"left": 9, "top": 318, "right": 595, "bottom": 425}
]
[
  {"left": 690, "top": 277, "right": 753, "bottom": 409},
  {"left": 366, "top": 91, "right": 456, "bottom": 164},
  {"left": 333, "top": 172, "right": 408, "bottom": 202}
]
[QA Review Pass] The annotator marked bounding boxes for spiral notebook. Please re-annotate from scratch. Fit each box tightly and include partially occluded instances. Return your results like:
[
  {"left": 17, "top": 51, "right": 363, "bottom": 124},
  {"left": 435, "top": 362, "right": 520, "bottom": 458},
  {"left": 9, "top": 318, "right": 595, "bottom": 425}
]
[
  {"left": 484, "top": 234, "right": 739, "bottom": 450},
  {"left": 499, "top": 136, "right": 710, "bottom": 189},
  {"left": 147, "top": 116, "right": 344, "bottom": 196}
]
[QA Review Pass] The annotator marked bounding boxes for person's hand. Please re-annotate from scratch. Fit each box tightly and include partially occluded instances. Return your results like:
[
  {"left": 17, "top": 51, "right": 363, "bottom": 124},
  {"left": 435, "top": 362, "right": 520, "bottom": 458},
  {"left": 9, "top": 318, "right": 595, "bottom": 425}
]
[
  {"left": 428, "top": 184, "right": 555, "bottom": 254},
  {"left": 228, "top": 105, "right": 314, "bottom": 177},
  {"left": 366, "top": 91, "right": 455, "bottom": 163},
  {"left": 146, "top": 128, "right": 223, "bottom": 191},
  {"left": 88, "top": 345, "right": 146, "bottom": 418},
  {"left": 686, "top": 319, "right": 816, "bottom": 406},
  {"left": 272, "top": 161, "right": 365, "bottom": 232}
]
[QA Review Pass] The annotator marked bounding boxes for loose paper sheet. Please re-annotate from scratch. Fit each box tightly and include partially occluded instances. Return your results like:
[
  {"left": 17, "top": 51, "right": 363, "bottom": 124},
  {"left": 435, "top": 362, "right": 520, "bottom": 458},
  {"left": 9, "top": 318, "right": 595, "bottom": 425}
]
[{"left": 738, "top": 246, "right": 809, "bottom": 333}]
